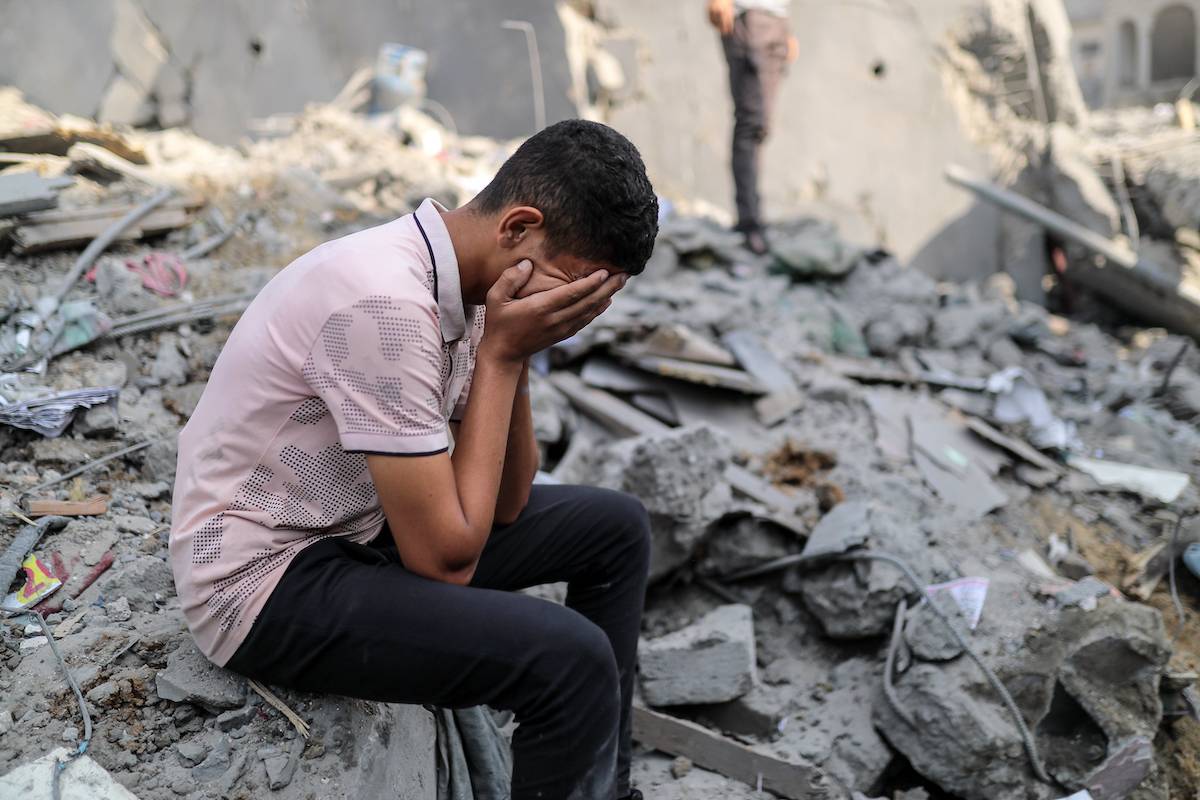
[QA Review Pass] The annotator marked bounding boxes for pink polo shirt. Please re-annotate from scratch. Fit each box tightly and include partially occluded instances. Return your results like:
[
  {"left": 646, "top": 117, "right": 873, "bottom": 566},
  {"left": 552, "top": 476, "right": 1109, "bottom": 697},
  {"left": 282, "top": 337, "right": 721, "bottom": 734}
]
[{"left": 169, "top": 199, "right": 484, "bottom": 666}]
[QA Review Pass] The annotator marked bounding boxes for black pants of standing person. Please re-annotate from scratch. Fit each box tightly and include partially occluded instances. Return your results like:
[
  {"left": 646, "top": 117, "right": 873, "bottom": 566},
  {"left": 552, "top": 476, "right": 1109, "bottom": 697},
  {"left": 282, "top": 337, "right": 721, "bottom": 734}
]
[
  {"left": 225, "top": 484, "right": 651, "bottom": 800},
  {"left": 722, "top": 9, "right": 790, "bottom": 234}
]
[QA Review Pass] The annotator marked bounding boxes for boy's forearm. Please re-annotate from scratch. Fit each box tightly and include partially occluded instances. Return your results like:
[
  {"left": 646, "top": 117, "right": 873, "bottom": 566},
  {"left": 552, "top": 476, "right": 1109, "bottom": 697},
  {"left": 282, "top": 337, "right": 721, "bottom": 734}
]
[
  {"left": 447, "top": 352, "right": 524, "bottom": 555},
  {"left": 494, "top": 361, "right": 540, "bottom": 524}
]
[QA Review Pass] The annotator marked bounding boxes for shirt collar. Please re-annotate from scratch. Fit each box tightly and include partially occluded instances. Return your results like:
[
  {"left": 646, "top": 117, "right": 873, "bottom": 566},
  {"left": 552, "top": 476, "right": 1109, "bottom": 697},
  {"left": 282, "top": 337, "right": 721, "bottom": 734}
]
[{"left": 413, "top": 197, "right": 467, "bottom": 343}]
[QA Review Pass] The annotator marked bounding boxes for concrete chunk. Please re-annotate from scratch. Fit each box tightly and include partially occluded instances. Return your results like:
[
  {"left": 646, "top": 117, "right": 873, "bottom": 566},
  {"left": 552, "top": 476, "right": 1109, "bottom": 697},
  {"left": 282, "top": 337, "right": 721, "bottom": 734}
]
[
  {"left": 155, "top": 639, "right": 246, "bottom": 711},
  {"left": 0, "top": 747, "right": 141, "bottom": 799},
  {"left": 639, "top": 604, "right": 756, "bottom": 706}
]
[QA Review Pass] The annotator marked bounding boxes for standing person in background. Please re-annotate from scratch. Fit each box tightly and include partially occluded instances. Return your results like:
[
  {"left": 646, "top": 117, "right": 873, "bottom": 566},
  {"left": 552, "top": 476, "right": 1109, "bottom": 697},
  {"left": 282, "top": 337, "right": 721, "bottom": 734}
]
[{"left": 708, "top": 0, "right": 797, "bottom": 255}]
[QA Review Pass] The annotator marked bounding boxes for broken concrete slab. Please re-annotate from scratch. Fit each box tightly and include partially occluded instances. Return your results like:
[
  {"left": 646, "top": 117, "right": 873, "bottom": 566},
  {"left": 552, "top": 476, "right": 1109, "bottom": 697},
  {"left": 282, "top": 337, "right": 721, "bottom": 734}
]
[
  {"left": 0, "top": 747, "right": 141, "bottom": 799},
  {"left": 556, "top": 424, "right": 733, "bottom": 580},
  {"left": 639, "top": 604, "right": 757, "bottom": 706},
  {"left": 794, "top": 506, "right": 941, "bottom": 640},
  {"left": 263, "top": 736, "right": 305, "bottom": 790},
  {"left": 875, "top": 597, "right": 1170, "bottom": 799},
  {"left": 0, "top": 172, "right": 74, "bottom": 217},
  {"left": 155, "top": 638, "right": 246, "bottom": 711},
  {"left": 904, "top": 592, "right": 968, "bottom": 662}
]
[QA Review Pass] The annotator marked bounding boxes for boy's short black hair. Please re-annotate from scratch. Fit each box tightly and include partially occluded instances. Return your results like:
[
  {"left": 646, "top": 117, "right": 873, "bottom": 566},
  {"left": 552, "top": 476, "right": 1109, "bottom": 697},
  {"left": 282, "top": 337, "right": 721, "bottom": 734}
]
[{"left": 473, "top": 119, "right": 658, "bottom": 275}]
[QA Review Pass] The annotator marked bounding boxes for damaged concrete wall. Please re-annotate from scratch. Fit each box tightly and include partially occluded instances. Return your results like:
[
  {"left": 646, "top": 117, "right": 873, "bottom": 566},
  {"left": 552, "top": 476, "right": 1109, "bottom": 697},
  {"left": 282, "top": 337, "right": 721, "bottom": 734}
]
[
  {"left": 0, "top": 0, "right": 577, "bottom": 143},
  {"left": 0, "top": 0, "right": 1090, "bottom": 290},
  {"left": 594, "top": 0, "right": 1009, "bottom": 282}
]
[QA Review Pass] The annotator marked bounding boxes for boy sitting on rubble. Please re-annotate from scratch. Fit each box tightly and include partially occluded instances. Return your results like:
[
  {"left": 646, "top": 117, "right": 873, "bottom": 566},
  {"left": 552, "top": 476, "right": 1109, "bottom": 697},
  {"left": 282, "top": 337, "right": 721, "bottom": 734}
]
[{"left": 169, "top": 119, "right": 659, "bottom": 800}]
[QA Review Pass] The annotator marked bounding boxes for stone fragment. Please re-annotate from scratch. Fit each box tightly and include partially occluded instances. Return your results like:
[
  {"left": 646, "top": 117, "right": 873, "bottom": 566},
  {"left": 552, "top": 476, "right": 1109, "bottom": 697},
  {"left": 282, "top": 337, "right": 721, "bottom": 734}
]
[
  {"left": 156, "top": 639, "right": 246, "bottom": 711},
  {"left": 875, "top": 598, "right": 1170, "bottom": 799},
  {"left": 556, "top": 425, "right": 733, "bottom": 580},
  {"left": 86, "top": 681, "right": 121, "bottom": 706},
  {"left": 1054, "top": 552, "right": 1095, "bottom": 581},
  {"left": 769, "top": 656, "right": 893, "bottom": 792},
  {"left": 215, "top": 702, "right": 257, "bottom": 732},
  {"left": 61, "top": 725, "right": 78, "bottom": 742},
  {"left": 151, "top": 336, "right": 189, "bottom": 387},
  {"left": 88, "top": 554, "right": 174, "bottom": 612},
  {"left": 176, "top": 740, "right": 209, "bottom": 767},
  {"left": 639, "top": 604, "right": 756, "bottom": 706},
  {"left": 0, "top": 747, "right": 140, "bottom": 799},
  {"left": 796, "top": 505, "right": 935, "bottom": 639},
  {"left": 0, "top": 709, "right": 12, "bottom": 736},
  {"left": 670, "top": 756, "right": 693, "bottom": 779},
  {"left": 694, "top": 683, "right": 787, "bottom": 738},
  {"left": 74, "top": 400, "right": 121, "bottom": 436},
  {"left": 140, "top": 439, "right": 178, "bottom": 481},
  {"left": 904, "top": 593, "right": 968, "bottom": 662},
  {"left": 113, "top": 515, "right": 158, "bottom": 535},
  {"left": 191, "top": 737, "right": 233, "bottom": 782},
  {"left": 162, "top": 382, "right": 206, "bottom": 419},
  {"left": 263, "top": 737, "right": 304, "bottom": 790},
  {"left": 105, "top": 596, "right": 132, "bottom": 623}
]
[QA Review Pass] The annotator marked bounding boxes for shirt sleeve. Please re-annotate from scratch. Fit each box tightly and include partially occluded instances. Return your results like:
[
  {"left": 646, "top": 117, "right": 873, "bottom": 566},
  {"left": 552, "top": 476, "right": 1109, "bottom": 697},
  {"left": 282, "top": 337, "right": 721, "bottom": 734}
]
[{"left": 302, "top": 294, "right": 449, "bottom": 455}]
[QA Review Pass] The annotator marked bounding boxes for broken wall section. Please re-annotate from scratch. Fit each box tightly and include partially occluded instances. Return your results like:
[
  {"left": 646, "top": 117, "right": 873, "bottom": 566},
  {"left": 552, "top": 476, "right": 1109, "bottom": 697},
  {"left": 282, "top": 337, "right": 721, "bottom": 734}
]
[{"left": 0, "top": 0, "right": 578, "bottom": 143}]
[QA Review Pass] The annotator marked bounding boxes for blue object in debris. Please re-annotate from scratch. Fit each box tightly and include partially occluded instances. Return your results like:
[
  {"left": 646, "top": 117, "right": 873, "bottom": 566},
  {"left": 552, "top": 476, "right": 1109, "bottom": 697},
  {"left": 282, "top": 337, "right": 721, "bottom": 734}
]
[{"left": 1183, "top": 542, "right": 1200, "bottom": 580}]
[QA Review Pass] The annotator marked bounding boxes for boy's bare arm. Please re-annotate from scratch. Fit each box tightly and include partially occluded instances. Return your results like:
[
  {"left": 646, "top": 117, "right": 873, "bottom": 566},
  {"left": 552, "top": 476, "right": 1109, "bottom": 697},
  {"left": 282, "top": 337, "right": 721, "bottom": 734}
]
[{"left": 492, "top": 361, "right": 540, "bottom": 525}]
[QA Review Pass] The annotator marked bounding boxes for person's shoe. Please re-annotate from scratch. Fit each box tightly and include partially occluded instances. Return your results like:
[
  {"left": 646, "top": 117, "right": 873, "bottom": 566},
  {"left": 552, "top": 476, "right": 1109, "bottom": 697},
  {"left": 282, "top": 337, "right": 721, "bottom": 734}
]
[{"left": 741, "top": 227, "right": 769, "bottom": 256}]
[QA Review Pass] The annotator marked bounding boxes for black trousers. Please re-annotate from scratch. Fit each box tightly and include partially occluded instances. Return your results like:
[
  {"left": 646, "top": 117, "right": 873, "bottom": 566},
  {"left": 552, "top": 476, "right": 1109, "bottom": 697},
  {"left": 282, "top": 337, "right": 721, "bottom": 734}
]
[
  {"left": 722, "top": 9, "right": 790, "bottom": 232},
  {"left": 225, "top": 484, "right": 651, "bottom": 800}
]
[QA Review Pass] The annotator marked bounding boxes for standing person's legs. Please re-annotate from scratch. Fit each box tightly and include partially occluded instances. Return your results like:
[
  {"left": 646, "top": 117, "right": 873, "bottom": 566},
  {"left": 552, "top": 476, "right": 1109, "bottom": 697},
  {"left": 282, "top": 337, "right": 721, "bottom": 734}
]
[
  {"left": 722, "top": 10, "right": 791, "bottom": 234},
  {"left": 224, "top": 484, "right": 650, "bottom": 800}
]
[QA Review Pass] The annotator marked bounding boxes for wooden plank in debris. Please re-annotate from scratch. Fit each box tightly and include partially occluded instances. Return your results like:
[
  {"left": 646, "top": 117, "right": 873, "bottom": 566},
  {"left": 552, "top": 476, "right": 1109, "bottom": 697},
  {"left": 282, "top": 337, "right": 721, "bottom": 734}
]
[
  {"left": 632, "top": 706, "right": 838, "bottom": 800},
  {"left": 18, "top": 194, "right": 201, "bottom": 226},
  {"left": 549, "top": 372, "right": 669, "bottom": 438},
  {"left": 832, "top": 358, "right": 987, "bottom": 392},
  {"left": 12, "top": 207, "right": 192, "bottom": 254},
  {"left": 25, "top": 495, "right": 109, "bottom": 517},
  {"left": 580, "top": 356, "right": 666, "bottom": 394},
  {"left": 635, "top": 324, "right": 736, "bottom": 366},
  {"left": 963, "top": 416, "right": 1064, "bottom": 476},
  {"left": 722, "top": 329, "right": 797, "bottom": 393},
  {"left": 725, "top": 464, "right": 798, "bottom": 514},
  {"left": 615, "top": 349, "right": 767, "bottom": 395},
  {"left": 67, "top": 142, "right": 163, "bottom": 185}
]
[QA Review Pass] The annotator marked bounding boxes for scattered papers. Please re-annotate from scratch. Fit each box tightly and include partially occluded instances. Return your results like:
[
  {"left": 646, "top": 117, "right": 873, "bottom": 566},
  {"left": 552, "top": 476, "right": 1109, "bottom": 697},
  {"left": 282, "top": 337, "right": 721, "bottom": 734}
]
[
  {"left": 925, "top": 577, "right": 989, "bottom": 629},
  {"left": 0, "top": 385, "right": 119, "bottom": 436}
]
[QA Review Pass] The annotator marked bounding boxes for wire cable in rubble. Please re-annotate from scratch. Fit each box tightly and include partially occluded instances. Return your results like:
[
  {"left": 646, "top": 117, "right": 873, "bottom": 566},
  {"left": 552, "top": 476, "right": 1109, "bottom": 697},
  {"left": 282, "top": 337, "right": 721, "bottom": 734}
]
[
  {"left": 883, "top": 598, "right": 914, "bottom": 727},
  {"left": 15, "top": 438, "right": 161, "bottom": 503},
  {"left": 17, "top": 611, "right": 92, "bottom": 800},
  {"left": 722, "top": 548, "right": 1056, "bottom": 786},
  {"left": 1167, "top": 515, "right": 1188, "bottom": 647}
]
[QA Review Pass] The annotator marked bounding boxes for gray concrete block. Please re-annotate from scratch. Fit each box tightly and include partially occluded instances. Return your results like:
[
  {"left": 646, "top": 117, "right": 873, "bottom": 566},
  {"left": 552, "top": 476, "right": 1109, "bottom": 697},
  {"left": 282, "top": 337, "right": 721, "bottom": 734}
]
[
  {"left": 155, "top": 639, "right": 246, "bottom": 711},
  {"left": 694, "top": 683, "right": 787, "bottom": 738},
  {"left": 0, "top": 747, "right": 141, "bottom": 799},
  {"left": 639, "top": 604, "right": 756, "bottom": 706}
]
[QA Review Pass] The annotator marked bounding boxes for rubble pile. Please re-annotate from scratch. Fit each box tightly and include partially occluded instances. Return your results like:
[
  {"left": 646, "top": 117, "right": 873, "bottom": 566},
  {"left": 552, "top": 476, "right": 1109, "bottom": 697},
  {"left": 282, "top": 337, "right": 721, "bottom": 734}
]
[{"left": 1, "top": 87, "right": 1198, "bottom": 800}]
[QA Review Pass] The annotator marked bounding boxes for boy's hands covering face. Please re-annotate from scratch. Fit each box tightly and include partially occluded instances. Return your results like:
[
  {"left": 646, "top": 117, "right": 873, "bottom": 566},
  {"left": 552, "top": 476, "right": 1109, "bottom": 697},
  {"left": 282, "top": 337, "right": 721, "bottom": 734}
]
[{"left": 479, "top": 259, "right": 626, "bottom": 365}]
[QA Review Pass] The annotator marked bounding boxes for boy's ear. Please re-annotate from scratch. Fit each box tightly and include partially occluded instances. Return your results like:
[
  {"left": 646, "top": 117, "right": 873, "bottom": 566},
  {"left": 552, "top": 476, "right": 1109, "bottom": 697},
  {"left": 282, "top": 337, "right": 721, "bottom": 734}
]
[{"left": 496, "top": 206, "right": 544, "bottom": 250}]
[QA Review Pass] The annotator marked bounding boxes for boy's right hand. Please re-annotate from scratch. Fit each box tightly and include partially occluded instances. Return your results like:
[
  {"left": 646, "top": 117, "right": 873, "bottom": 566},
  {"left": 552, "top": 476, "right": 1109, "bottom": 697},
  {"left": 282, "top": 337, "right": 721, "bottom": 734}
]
[{"left": 479, "top": 260, "right": 625, "bottom": 365}]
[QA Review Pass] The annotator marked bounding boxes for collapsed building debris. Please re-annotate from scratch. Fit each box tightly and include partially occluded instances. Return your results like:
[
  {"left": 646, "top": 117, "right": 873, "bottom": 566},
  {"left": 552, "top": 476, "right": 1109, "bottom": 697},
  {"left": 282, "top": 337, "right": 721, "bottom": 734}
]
[{"left": 2, "top": 12, "right": 1200, "bottom": 797}]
